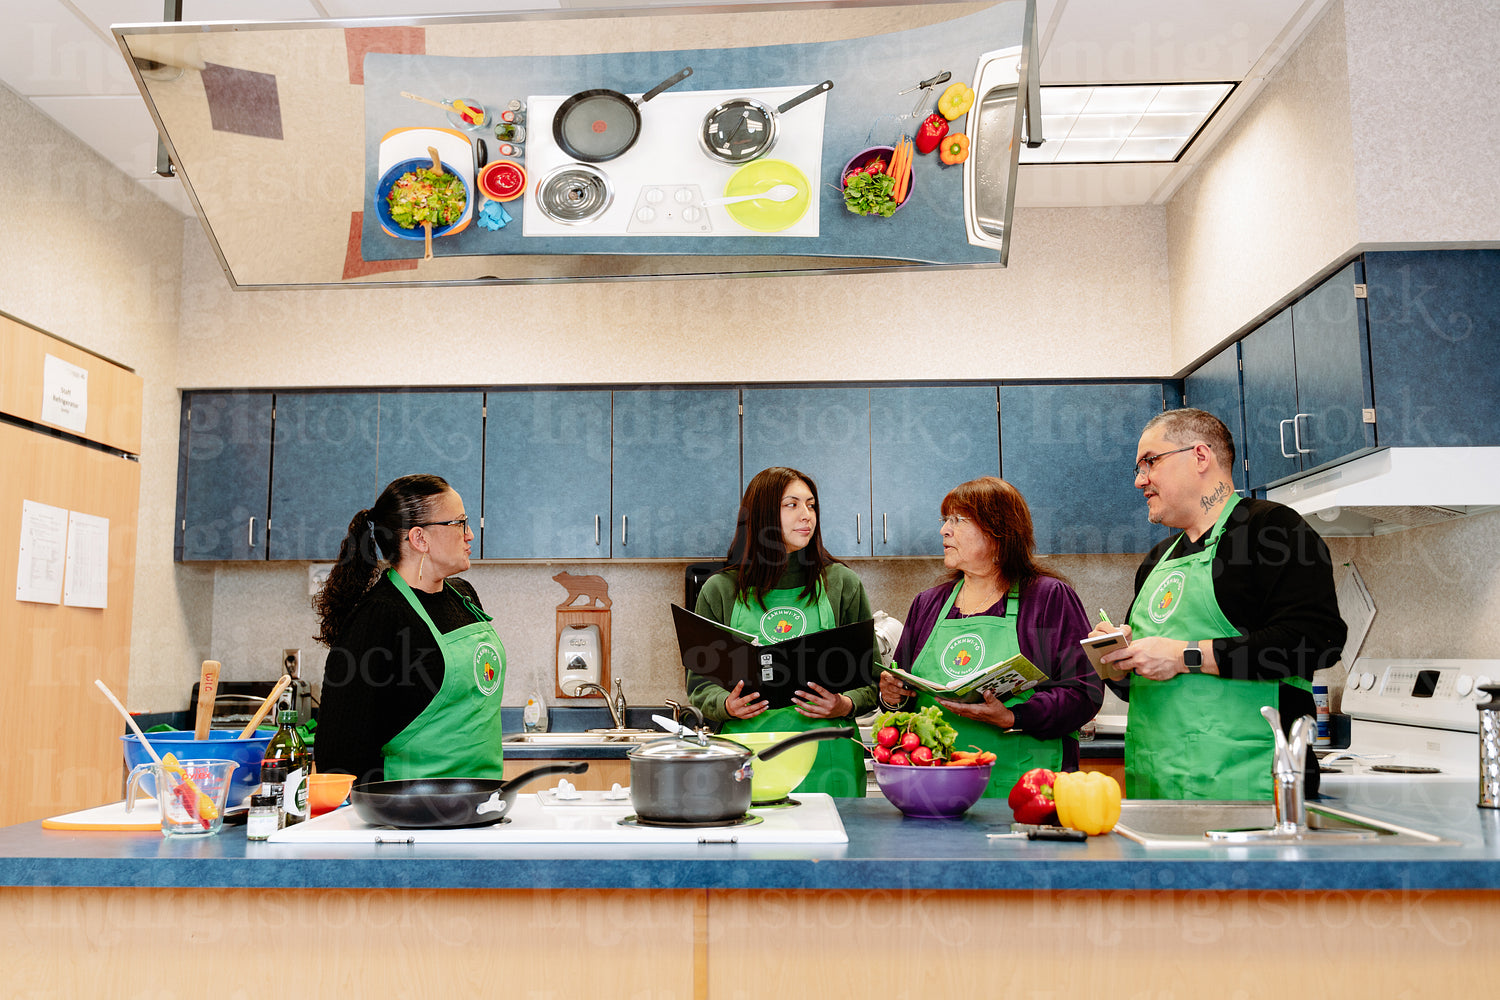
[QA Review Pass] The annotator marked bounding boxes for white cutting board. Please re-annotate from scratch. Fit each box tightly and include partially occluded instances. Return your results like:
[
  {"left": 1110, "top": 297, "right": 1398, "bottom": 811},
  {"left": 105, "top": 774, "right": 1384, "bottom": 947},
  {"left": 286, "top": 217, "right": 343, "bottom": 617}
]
[
  {"left": 269, "top": 792, "right": 847, "bottom": 845},
  {"left": 43, "top": 800, "right": 162, "bottom": 831}
]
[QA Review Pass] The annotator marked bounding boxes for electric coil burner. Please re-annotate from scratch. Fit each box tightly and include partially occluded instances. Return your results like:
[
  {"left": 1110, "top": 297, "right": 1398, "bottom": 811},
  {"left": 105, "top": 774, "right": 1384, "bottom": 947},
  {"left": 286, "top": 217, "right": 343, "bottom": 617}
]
[
  {"left": 618, "top": 813, "right": 764, "bottom": 830},
  {"left": 535, "top": 164, "right": 613, "bottom": 224}
]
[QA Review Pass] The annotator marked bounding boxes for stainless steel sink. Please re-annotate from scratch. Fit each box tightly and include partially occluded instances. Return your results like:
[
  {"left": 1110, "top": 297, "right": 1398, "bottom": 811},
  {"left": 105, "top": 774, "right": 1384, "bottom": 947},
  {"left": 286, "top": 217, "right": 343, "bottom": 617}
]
[
  {"left": 1114, "top": 800, "right": 1455, "bottom": 848},
  {"left": 962, "top": 45, "right": 1023, "bottom": 252}
]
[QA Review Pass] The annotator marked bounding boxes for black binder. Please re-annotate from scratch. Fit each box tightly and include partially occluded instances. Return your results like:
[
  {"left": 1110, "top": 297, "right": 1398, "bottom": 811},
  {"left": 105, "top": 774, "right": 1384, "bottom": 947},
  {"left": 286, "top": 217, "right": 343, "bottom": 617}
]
[{"left": 671, "top": 604, "right": 876, "bottom": 709}]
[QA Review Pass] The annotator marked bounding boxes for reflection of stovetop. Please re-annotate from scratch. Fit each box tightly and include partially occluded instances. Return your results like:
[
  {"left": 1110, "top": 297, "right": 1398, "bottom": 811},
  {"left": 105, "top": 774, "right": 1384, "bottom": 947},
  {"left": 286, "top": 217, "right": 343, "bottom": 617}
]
[{"left": 522, "top": 85, "right": 826, "bottom": 238}]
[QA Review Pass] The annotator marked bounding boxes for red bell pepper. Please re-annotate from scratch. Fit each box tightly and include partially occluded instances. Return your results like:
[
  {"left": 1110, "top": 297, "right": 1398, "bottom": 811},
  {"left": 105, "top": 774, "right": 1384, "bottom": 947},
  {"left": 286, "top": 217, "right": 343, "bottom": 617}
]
[
  {"left": 1007, "top": 767, "right": 1058, "bottom": 825},
  {"left": 914, "top": 113, "right": 950, "bottom": 155}
]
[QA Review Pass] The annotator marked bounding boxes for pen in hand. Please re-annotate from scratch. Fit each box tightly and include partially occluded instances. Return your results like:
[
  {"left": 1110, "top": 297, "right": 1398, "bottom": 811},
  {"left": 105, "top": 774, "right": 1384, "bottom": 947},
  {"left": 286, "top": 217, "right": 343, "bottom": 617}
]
[{"left": 1098, "top": 609, "right": 1113, "bottom": 626}]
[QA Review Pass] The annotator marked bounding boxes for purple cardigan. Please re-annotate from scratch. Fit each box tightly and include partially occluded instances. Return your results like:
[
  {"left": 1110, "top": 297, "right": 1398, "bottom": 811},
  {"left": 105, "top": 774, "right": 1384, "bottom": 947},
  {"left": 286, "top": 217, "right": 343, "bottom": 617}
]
[{"left": 891, "top": 576, "right": 1105, "bottom": 771}]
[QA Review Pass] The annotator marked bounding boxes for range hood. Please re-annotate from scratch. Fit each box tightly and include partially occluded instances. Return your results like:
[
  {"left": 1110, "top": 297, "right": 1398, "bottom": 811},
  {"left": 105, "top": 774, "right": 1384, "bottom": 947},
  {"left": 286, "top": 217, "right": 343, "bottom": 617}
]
[{"left": 1268, "top": 447, "right": 1500, "bottom": 537}]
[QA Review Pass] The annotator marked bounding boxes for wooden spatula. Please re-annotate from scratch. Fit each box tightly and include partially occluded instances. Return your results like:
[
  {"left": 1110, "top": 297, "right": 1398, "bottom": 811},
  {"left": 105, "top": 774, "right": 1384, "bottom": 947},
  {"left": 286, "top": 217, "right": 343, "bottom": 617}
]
[{"left": 193, "top": 660, "right": 221, "bottom": 740}]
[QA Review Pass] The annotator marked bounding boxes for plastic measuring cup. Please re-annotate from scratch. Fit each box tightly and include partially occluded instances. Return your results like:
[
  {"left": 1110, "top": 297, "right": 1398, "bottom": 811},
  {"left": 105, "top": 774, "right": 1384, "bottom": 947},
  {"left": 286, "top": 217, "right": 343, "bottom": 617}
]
[{"left": 126, "top": 758, "right": 238, "bottom": 837}]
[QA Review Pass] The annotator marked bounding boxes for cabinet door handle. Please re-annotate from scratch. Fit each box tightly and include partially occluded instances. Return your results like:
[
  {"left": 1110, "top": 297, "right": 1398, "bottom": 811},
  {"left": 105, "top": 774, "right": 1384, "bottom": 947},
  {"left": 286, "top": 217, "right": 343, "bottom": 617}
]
[
  {"left": 247, "top": 516, "right": 256, "bottom": 549},
  {"left": 855, "top": 513, "right": 862, "bottom": 544},
  {"left": 1292, "top": 413, "right": 1313, "bottom": 455},
  {"left": 594, "top": 515, "right": 601, "bottom": 547},
  {"left": 1278, "top": 418, "right": 1296, "bottom": 459},
  {"left": 882, "top": 513, "right": 888, "bottom": 545},
  {"left": 621, "top": 515, "right": 628, "bottom": 547}
]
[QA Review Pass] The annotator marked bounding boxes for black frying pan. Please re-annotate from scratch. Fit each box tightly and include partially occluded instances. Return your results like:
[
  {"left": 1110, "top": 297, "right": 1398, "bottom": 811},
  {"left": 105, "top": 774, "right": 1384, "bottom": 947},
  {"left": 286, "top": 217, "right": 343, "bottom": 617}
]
[
  {"left": 553, "top": 66, "right": 693, "bottom": 162},
  {"left": 350, "top": 762, "right": 587, "bottom": 829}
]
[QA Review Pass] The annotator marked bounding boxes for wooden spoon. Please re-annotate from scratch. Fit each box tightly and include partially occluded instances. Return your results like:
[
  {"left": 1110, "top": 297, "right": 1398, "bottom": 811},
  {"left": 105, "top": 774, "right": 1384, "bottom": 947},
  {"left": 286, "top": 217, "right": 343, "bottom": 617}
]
[
  {"left": 236, "top": 673, "right": 293, "bottom": 739},
  {"left": 193, "top": 660, "right": 221, "bottom": 740},
  {"left": 401, "top": 90, "right": 456, "bottom": 113},
  {"left": 423, "top": 145, "right": 442, "bottom": 260}
]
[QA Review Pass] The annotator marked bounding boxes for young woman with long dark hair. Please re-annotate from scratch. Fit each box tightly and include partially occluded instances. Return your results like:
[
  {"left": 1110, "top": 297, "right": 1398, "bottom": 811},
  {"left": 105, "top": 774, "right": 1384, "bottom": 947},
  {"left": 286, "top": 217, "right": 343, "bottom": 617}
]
[{"left": 688, "top": 467, "right": 876, "bottom": 796}]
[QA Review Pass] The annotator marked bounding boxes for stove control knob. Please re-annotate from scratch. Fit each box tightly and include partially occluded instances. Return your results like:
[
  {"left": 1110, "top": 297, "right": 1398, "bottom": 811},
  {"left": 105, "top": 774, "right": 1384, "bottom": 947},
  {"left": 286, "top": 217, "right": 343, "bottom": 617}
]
[
  {"left": 681, "top": 206, "right": 702, "bottom": 223},
  {"left": 1358, "top": 672, "right": 1376, "bottom": 691},
  {"left": 1477, "top": 675, "right": 1494, "bottom": 695},
  {"left": 636, "top": 206, "right": 657, "bottom": 223},
  {"left": 674, "top": 187, "right": 694, "bottom": 205},
  {"left": 645, "top": 188, "right": 665, "bottom": 205},
  {"left": 1457, "top": 675, "right": 1475, "bottom": 697}
]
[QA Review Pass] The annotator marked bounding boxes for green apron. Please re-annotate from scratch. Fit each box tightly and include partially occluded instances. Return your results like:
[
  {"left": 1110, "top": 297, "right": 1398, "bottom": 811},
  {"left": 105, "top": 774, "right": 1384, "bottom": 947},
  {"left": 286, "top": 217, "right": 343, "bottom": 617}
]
[
  {"left": 720, "top": 584, "right": 867, "bottom": 797},
  {"left": 381, "top": 569, "right": 508, "bottom": 781},
  {"left": 1124, "top": 494, "right": 1307, "bottom": 800},
  {"left": 908, "top": 582, "right": 1064, "bottom": 798}
]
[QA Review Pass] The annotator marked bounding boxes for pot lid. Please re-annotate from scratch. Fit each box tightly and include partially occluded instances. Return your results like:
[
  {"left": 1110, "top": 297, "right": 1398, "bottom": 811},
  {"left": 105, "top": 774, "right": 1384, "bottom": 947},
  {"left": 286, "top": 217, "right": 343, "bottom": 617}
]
[{"left": 628, "top": 735, "right": 750, "bottom": 761}]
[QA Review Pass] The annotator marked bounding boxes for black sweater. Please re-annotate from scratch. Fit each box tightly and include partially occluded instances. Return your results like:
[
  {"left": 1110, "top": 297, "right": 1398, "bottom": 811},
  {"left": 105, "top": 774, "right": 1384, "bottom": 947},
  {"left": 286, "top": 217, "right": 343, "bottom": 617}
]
[{"left": 316, "top": 575, "right": 485, "bottom": 784}]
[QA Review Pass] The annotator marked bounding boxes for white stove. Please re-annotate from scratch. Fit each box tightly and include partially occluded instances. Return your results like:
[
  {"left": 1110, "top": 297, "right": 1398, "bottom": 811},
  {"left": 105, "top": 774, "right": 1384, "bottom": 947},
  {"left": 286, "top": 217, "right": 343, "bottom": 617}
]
[
  {"left": 1319, "top": 658, "right": 1492, "bottom": 788},
  {"left": 269, "top": 791, "right": 847, "bottom": 846},
  {"left": 522, "top": 85, "right": 827, "bottom": 238}
]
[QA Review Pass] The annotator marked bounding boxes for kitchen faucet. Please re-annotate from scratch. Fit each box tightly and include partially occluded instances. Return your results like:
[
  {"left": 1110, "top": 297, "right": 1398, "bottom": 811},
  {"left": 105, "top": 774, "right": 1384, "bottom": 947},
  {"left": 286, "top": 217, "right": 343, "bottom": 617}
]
[
  {"left": 1260, "top": 705, "right": 1315, "bottom": 834},
  {"left": 574, "top": 679, "right": 628, "bottom": 730}
]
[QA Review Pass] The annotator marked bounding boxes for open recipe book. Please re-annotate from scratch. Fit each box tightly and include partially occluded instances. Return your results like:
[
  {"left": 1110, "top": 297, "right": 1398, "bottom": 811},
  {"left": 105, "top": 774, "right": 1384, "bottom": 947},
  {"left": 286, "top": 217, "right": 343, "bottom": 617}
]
[{"left": 881, "top": 653, "right": 1047, "bottom": 703}]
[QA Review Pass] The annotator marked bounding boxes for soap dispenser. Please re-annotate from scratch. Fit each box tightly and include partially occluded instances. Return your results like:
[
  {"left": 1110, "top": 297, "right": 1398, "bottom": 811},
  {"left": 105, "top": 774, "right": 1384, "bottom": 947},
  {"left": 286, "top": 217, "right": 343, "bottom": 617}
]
[{"left": 557, "top": 623, "right": 602, "bottom": 696}]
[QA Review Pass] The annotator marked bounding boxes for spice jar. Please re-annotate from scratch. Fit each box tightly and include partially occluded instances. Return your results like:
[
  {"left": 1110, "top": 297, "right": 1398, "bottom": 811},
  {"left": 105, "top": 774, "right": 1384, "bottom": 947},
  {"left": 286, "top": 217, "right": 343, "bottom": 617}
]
[{"left": 246, "top": 794, "right": 280, "bottom": 840}]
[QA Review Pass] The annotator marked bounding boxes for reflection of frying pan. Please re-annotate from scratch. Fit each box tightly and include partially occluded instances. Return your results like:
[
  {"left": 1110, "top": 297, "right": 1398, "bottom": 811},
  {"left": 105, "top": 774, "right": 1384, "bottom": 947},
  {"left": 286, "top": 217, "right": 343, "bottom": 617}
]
[
  {"left": 553, "top": 67, "right": 693, "bottom": 162},
  {"left": 700, "top": 80, "right": 834, "bottom": 164}
]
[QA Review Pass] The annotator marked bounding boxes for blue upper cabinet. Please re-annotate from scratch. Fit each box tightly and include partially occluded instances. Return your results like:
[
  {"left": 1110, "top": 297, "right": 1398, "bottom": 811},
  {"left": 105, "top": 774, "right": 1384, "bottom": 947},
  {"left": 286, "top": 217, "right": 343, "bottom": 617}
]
[
  {"left": 268, "top": 392, "right": 381, "bottom": 561},
  {"left": 1364, "top": 249, "right": 1500, "bottom": 446},
  {"left": 376, "top": 391, "right": 484, "bottom": 520},
  {"left": 870, "top": 387, "right": 999, "bottom": 556},
  {"left": 742, "top": 387, "right": 872, "bottom": 558},
  {"left": 483, "top": 390, "right": 612, "bottom": 559},
  {"left": 1288, "top": 261, "right": 1375, "bottom": 468},
  {"left": 999, "top": 383, "right": 1168, "bottom": 554},
  {"left": 1184, "top": 342, "right": 1246, "bottom": 491},
  {"left": 1241, "top": 262, "right": 1373, "bottom": 491},
  {"left": 612, "top": 389, "right": 740, "bottom": 559},
  {"left": 177, "top": 391, "right": 273, "bottom": 561}
]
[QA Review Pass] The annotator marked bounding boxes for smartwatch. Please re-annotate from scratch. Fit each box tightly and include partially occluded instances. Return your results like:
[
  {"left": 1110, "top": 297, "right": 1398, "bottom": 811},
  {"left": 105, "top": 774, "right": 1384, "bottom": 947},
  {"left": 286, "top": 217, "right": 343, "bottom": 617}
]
[{"left": 1183, "top": 641, "right": 1203, "bottom": 673}]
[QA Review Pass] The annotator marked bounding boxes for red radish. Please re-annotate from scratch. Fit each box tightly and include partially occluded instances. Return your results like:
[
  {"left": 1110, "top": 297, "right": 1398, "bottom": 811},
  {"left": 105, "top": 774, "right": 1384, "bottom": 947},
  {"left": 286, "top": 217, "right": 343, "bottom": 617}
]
[
  {"left": 889, "top": 750, "right": 911, "bottom": 766},
  {"left": 872, "top": 745, "right": 892, "bottom": 764},
  {"left": 911, "top": 746, "right": 935, "bottom": 766},
  {"left": 901, "top": 732, "right": 922, "bottom": 752},
  {"left": 876, "top": 726, "right": 900, "bottom": 749}
]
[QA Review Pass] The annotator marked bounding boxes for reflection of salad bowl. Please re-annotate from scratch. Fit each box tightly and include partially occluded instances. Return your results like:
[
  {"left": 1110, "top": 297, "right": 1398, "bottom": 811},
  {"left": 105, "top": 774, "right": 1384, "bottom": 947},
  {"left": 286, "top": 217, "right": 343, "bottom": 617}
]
[
  {"left": 375, "top": 157, "right": 471, "bottom": 240},
  {"left": 841, "top": 145, "right": 912, "bottom": 216}
]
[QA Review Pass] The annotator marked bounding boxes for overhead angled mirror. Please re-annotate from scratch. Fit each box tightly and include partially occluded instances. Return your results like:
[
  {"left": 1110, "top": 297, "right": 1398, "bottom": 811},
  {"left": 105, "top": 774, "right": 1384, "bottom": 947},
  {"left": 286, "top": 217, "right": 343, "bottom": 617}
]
[{"left": 116, "top": 0, "right": 1032, "bottom": 289}]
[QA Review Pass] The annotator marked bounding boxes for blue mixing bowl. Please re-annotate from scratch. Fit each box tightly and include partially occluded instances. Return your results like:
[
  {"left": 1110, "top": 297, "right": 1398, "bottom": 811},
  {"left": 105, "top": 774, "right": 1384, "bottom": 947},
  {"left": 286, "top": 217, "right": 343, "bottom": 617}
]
[
  {"left": 374, "top": 157, "right": 471, "bottom": 239},
  {"left": 122, "top": 729, "right": 273, "bottom": 808}
]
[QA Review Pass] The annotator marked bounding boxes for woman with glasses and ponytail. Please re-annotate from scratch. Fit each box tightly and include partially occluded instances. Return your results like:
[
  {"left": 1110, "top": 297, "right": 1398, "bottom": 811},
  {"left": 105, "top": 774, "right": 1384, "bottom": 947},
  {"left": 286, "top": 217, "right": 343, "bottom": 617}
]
[
  {"left": 881, "top": 477, "right": 1103, "bottom": 798},
  {"left": 314, "top": 474, "right": 504, "bottom": 785}
]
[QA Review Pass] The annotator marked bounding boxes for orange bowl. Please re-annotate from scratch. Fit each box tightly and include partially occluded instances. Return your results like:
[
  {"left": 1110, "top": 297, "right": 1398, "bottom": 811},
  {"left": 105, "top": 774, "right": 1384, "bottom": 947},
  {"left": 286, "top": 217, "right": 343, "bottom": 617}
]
[
  {"left": 307, "top": 773, "right": 355, "bottom": 816},
  {"left": 480, "top": 159, "right": 527, "bottom": 202}
]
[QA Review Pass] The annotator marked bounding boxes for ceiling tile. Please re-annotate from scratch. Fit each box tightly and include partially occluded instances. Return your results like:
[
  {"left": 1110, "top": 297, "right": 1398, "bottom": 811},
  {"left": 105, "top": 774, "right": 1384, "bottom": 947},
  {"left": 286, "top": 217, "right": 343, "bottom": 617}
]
[{"left": 28, "top": 93, "right": 163, "bottom": 176}]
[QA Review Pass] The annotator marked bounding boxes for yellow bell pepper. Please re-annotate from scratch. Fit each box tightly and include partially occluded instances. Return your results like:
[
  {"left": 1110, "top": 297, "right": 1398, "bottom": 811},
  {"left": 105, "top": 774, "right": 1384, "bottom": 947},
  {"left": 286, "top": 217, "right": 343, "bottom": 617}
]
[
  {"left": 938, "top": 82, "right": 976, "bottom": 121},
  {"left": 1053, "top": 770, "right": 1122, "bottom": 835}
]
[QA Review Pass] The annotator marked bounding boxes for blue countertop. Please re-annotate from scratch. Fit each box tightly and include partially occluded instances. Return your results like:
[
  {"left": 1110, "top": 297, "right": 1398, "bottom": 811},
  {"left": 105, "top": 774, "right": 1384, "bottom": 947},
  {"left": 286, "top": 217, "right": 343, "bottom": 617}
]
[{"left": 6, "top": 781, "right": 1498, "bottom": 892}]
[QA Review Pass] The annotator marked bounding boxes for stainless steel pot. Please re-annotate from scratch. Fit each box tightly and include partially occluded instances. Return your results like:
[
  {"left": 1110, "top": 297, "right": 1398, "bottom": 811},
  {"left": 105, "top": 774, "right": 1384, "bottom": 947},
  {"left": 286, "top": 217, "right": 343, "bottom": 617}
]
[{"left": 626, "top": 726, "right": 852, "bottom": 823}]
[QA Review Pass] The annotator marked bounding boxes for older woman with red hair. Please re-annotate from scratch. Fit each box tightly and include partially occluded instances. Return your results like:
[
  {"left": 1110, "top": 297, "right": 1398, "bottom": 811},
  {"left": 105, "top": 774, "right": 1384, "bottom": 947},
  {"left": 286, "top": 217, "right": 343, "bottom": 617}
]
[{"left": 882, "top": 477, "right": 1103, "bottom": 797}]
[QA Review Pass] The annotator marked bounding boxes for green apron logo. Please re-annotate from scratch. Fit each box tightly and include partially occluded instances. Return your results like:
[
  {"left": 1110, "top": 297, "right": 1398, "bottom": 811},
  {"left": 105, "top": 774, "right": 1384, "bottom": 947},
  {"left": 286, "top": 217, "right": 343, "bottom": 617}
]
[
  {"left": 759, "top": 606, "right": 807, "bottom": 642},
  {"left": 939, "top": 633, "right": 986, "bottom": 679},
  {"left": 473, "top": 641, "right": 503, "bottom": 696},
  {"left": 1148, "top": 570, "right": 1188, "bottom": 625}
]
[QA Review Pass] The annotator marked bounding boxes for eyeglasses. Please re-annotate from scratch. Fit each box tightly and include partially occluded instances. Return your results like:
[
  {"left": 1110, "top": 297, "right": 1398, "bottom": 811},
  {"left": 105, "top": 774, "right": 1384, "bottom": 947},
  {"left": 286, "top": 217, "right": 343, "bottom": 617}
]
[
  {"left": 1133, "top": 444, "right": 1205, "bottom": 479},
  {"left": 938, "top": 514, "right": 970, "bottom": 529},
  {"left": 420, "top": 515, "right": 470, "bottom": 532}
]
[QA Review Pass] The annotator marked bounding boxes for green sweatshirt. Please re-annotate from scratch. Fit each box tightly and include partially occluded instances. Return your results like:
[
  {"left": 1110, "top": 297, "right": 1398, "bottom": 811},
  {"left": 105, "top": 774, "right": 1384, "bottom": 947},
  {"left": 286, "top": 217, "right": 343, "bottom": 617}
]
[{"left": 687, "top": 562, "right": 878, "bottom": 724}]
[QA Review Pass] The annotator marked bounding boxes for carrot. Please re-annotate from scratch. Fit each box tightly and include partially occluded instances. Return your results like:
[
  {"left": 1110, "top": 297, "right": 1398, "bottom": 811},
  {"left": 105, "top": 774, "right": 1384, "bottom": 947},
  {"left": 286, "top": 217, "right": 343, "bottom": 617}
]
[{"left": 892, "top": 138, "right": 913, "bottom": 203}]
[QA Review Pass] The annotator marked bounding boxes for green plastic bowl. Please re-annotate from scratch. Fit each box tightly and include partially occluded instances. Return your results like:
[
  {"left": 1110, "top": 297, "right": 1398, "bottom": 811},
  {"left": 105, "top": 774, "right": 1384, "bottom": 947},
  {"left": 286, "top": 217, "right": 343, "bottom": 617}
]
[{"left": 724, "top": 731, "right": 819, "bottom": 804}]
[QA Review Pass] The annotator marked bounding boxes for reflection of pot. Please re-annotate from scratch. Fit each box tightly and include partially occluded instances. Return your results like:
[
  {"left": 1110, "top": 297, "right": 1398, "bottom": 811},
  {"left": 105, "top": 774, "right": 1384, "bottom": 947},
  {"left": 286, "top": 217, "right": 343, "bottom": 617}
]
[
  {"left": 350, "top": 763, "right": 586, "bottom": 828},
  {"left": 627, "top": 727, "right": 850, "bottom": 823},
  {"left": 699, "top": 80, "right": 833, "bottom": 164}
]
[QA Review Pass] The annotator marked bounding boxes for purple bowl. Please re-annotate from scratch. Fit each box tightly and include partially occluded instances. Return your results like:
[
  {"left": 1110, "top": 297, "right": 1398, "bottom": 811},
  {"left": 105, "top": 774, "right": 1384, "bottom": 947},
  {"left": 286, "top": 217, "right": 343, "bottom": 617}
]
[
  {"left": 841, "top": 146, "right": 912, "bottom": 214},
  {"left": 874, "top": 761, "right": 992, "bottom": 819}
]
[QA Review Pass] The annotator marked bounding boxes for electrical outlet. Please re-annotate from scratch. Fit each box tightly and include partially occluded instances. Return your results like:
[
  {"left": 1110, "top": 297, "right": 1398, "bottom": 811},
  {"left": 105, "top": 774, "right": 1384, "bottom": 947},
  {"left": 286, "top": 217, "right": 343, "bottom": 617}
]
[{"left": 282, "top": 648, "right": 301, "bottom": 679}]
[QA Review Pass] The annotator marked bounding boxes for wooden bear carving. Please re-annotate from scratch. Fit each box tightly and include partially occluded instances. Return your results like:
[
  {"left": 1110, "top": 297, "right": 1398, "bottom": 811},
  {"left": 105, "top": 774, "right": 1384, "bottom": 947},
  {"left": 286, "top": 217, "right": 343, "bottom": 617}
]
[{"left": 553, "top": 571, "right": 611, "bottom": 609}]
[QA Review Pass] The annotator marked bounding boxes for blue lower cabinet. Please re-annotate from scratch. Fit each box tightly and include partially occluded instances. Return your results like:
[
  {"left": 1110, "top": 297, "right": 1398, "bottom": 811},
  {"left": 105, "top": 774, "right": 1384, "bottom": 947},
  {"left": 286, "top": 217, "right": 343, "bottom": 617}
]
[
  {"left": 268, "top": 392, "right": 381, "bottom": 561},
  {"left": 612, "top": 389, "right": 740, "bottom": 559},
  {"left": 1185, "top": 342, "right": 1247, "bottom": 491},
  {"left": 376, "top": 391, "right": 484, "bottom": 517},
  {"left": 743, "top": 387, "right": 872, "bottom": 557},
  {"left": 178, "top": 392, "right": 273, "bottom": 561},
  {"left": 870, "top": 386, "right": 999, "bottom": 556},
  {"left": 1365, "top": 249, "right": 1500, "bottom": 446},
  {"left": 999, "top": 383, "right": 1168, "bottom": 554},
  {"left": 484, "top": 390, "right": 612, "bottom": 559}
]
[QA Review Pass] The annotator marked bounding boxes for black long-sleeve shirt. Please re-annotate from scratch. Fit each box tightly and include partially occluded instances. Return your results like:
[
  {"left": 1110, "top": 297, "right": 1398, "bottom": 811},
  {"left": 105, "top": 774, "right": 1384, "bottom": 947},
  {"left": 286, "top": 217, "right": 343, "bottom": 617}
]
[
  {"left": 1111, "top": 498, "right": 1346, "bottom": 791},
  {"left": 316, "top": 575, "right": 485, "bottom": 784}
]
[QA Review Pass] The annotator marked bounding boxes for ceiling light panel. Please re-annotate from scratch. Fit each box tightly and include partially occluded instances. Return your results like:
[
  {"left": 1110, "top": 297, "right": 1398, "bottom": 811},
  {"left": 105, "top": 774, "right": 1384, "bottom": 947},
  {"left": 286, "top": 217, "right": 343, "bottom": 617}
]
[{"left": 1020, "top": 82, "right": 1233, "bottom": 164}]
